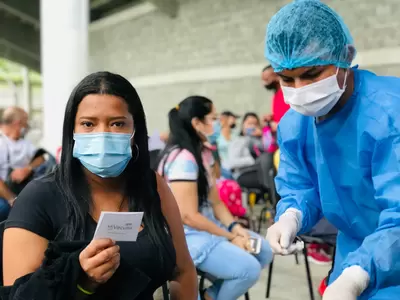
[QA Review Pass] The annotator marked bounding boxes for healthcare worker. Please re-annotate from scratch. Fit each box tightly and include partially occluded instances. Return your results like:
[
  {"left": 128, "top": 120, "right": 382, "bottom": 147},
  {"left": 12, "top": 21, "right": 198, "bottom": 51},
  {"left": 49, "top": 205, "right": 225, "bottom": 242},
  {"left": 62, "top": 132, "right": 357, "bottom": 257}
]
[{"left": 264, "top": 1, "right": 400, "bottom": 299}]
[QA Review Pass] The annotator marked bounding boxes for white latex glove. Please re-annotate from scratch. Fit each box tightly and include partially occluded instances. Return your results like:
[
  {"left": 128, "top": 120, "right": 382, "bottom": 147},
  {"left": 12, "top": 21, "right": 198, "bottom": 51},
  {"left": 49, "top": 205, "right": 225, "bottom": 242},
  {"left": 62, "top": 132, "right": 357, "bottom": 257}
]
[
  {"left": 323, "top": 266, "right": 370, "bottom": 300},
  {"left": 266, "top": 208, "right": 302, "bottom": 255}
]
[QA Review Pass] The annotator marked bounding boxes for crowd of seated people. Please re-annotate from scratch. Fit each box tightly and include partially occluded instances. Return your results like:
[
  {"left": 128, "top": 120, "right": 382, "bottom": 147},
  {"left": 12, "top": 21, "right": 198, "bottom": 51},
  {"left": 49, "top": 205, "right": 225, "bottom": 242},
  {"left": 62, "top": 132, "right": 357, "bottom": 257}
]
[
  {"left": 156, "top": 95, "right": 273, "bottom": 300},
  {"left": 0, "top": 68, "right": 336, "bottom": 300},
  {"left": 0, "top": 74, "right": 337, "bottom": 300},
  {"left": 0, "top": 107, "right": 56, "bottom": 222}
]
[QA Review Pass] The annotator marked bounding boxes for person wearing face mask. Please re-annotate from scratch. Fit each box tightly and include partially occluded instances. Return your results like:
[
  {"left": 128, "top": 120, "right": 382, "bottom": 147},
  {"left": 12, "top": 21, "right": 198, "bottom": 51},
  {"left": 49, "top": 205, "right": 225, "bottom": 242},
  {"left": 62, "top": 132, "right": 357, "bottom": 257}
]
[
  {"left": 264, "top": 1, "right": 400, "bottom": 299},
  {"left": 0, "top": 107, "right": 46, "bottom": 219},
  {"left": 262, "top": 65, "right": 290, "bottom": 133},
  {"left": 215, "top": 111, "right": 239, "bottom": 180},
  {"left": 157, "top": 97, "right": 272, "bottom": 300},
  {"left": 227, "top": 112, "right": 264, "bottom": 181},
  {"left": 3, "top": 72, "right": 198, "bottom": 300}
]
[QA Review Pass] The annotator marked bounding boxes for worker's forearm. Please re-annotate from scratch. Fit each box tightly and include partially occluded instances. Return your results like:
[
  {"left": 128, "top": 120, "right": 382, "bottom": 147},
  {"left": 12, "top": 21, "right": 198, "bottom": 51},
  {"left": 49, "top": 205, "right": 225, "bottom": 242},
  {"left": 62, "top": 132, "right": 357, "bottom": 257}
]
[
  {"left": 0, "top": 180, "right": 15, "bottom": 202},
  {"left": 212, "top": 201, "right": 235, "bottom": 227},
  {"left": 183, "top": 212, "right": 235, "bottom": 240}
]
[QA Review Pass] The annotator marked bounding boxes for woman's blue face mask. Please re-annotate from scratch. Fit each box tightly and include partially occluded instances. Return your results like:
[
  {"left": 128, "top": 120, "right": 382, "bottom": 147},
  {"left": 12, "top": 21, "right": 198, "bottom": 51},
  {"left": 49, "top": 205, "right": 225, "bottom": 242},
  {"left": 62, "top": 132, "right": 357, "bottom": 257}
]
[
  {"left": 73, "top": 132, "right": 133, "bottom": 178},
  {"left": 207, "top": 121, "right": 221, "bottom": 144},
  {"left": 245, "top": 127, "right": 256, "bottom": 136}
]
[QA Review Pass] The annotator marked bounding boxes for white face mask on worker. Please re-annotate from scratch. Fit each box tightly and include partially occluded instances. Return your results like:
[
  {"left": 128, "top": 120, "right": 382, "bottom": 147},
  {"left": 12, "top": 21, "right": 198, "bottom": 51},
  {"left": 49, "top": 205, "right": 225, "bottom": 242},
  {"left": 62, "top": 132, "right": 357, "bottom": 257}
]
[{"left": 282, "top": 68, "right": 348, "bottom": 117}]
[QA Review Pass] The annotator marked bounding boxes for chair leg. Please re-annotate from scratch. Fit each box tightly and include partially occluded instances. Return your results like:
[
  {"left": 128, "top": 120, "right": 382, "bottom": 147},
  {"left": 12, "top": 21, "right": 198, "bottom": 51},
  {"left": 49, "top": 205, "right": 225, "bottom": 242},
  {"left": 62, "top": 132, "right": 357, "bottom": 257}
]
[
  {"left": 302, "top": 246, "right": 315, "bottom": 300},
  {"left": 257, "top": 206, "right": 267, "bottom": 233},
  {"left": 251, "top": 216, "right": 257, "bottom": 232},
  {"left": 199, "top": 275, "right": 205, "bottom": 293},
  {"left": 245, "top": 292, "right": 250, "bottom": 300},
  {"left": 266, "top": 258, "right": 274, "bottom": 298},
  {"left": 294, "top": 252, "right": 299, "bottom": 265},
  {"left": 162, "top": 283, "right": 169, "bottom": 300}
]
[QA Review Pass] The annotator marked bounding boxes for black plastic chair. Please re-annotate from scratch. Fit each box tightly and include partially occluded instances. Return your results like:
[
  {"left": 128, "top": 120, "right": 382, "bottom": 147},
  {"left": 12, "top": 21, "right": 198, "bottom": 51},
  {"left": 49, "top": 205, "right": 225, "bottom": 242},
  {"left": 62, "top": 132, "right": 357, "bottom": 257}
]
[
  {"left": 197, "top": 269, "right": 250, "bottom": 300},
  {"left": 161, "top": 283, "right": 169, "bottom": 300},
  {"left": 238, "top": 154, "right": 275, "bottom": 230},
  {"left": 257, "top": 167, "right": 277, "bottom": 233}
]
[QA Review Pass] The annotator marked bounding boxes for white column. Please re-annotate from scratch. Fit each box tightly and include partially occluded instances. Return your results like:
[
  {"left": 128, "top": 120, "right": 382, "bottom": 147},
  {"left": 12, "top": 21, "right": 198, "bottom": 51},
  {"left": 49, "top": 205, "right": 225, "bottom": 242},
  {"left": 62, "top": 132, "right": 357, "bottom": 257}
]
[
  {"left": 21, "top": 66, "right": 31, "bottom": 114},
  {"left": 40, "top": 0, "right": 89, "bottom": 154}
]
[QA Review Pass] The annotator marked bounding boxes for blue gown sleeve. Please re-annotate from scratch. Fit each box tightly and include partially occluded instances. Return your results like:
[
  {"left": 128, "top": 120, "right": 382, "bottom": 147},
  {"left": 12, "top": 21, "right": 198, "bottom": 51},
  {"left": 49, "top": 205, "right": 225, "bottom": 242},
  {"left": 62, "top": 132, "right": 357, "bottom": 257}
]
[
  {"left": 274, "top": 127, "right": 323, "bottom": 233},
  {"left": 342, "top": 132, "right": 400, "bottom": 293}
]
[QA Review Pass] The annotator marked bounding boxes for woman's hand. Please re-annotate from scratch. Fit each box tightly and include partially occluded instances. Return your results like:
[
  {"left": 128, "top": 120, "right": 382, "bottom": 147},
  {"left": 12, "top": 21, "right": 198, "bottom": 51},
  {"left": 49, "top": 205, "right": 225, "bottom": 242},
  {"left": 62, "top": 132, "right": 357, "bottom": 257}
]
[
  {"left": 79, "top": 239, "right": 120, "bottom": 288},
  {"left": 252, "top": 127, "right": 263, "bottom": 137},
  {"left": 231, "top": 224, "right": 250, "bottom": 239},
  {"left": 230, "top": 235, "right": 251, "bottom": 252}
]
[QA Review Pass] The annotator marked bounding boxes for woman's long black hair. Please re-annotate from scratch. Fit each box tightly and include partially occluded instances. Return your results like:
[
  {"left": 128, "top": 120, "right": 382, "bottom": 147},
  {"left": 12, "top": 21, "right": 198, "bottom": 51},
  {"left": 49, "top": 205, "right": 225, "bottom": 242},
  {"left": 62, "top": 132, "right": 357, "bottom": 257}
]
[
  {"left": 160, "top": 96, "right": 213, "bottom": 207},
  {"left": 56, "top": 72, "right": 173, "bottom": 261}
]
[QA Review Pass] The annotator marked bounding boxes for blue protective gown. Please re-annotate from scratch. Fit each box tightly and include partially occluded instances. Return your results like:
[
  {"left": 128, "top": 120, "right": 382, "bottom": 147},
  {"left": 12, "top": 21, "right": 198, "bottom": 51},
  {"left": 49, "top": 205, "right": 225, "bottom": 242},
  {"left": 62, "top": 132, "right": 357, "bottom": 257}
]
[{"left": 275, "top": 68, "right": 400, "bottom": 299}]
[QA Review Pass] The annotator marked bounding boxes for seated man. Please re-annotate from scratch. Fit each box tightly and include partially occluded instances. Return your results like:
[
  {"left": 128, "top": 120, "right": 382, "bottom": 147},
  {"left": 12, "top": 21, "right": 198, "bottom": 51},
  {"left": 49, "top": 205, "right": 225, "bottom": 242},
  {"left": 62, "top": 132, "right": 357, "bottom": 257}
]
[
  {"left": 0, "top": 107, "right": 46, "bottom": 220},
  {"left": 262, "top": 65, "right": 290, "bottom": 133}
]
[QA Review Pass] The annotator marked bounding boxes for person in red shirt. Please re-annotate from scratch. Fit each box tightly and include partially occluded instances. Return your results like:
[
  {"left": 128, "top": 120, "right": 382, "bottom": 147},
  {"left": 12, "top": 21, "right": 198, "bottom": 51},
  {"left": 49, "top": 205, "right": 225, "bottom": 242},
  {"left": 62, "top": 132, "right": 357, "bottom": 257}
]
[{"left": 261, "top": 65, "right": 291, "bottom": 132}]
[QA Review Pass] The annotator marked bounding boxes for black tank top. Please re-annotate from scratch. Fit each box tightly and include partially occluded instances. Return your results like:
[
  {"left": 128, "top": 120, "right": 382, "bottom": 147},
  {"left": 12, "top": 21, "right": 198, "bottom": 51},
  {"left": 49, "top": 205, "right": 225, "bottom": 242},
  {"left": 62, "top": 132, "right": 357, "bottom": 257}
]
[{"left": 6, "top": 175, "right": 176, "bottom": 299}]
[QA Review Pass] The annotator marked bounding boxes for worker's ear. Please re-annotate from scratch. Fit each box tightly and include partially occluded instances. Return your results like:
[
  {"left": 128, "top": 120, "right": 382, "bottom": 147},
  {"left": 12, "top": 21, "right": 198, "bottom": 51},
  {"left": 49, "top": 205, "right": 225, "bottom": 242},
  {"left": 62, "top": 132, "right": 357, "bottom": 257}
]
[{"left": 345, "top": 45, "right": 356, "bottom": 65}]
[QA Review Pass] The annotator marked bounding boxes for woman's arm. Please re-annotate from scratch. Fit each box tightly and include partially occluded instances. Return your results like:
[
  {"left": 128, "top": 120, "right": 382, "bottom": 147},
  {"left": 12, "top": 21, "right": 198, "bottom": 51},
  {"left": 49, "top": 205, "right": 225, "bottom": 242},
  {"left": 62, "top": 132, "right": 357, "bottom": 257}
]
[
  {"left": 3, "top": 228, "right": 48, "bottom": 285},
  {"left": 3, "top": 228, "right": 110, "bottom": 300},
  {"left": 208, "top": 178, "right": 250, "bottom": 239},
  {"left": 156, "top": 173, "right": 197, "bottom": 300},
  {"left": 213, "top": 160, "right": 221, "bottom": 179},
  {"left": 208, "top": 184, "right": 235, "bottom": 227},
  {"left": 168, "top": 180, "right": 236, "bottom": 240},
  {"left": 0, "top": 179, "right": 15, "bottom": 204}
]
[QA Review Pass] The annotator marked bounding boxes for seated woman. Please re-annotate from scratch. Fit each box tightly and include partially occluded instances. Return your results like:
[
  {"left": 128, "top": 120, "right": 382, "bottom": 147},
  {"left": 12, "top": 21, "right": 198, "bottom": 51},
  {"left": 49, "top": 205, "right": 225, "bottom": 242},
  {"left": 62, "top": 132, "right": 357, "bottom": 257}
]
[
  {"left": 3, "top": 72, "right": 197, "bottom": 299},
  {"left": 157, "top": 96, "right": 272, "bottom": 300},
  {"left": 227, "top": 112, "right": 267, "bottom": 189},
  {"left": 215, "top": 111, "right": 240, "bottom": 180}
]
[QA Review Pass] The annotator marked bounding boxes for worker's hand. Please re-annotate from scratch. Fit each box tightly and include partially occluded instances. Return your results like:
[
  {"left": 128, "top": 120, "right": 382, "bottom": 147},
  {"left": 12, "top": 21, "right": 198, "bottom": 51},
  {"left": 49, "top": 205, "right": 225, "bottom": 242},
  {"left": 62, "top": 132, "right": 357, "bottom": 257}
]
[
  {"left": 79, "top": 239, "right": 120, "bottom": 287},
  {"left": 323, "top": 266, "right": 369, "bottom": 300},
  {"left": 266, "top": 208, "right": 301, "bottom": 255}
]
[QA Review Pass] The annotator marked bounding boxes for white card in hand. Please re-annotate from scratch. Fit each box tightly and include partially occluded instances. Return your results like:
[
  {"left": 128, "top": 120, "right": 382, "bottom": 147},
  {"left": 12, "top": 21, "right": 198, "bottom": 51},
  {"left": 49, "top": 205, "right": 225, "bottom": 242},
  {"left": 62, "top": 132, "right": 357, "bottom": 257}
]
[{"left": 93, "top": 211, "right": 144, "bottom": 242}]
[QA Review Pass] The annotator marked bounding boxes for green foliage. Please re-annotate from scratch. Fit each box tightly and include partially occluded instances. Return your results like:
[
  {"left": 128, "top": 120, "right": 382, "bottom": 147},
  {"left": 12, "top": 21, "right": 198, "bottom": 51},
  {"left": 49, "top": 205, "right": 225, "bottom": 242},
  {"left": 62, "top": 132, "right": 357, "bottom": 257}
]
[{"left": 0, "top": 58, "right": 41, "bottom": 85}]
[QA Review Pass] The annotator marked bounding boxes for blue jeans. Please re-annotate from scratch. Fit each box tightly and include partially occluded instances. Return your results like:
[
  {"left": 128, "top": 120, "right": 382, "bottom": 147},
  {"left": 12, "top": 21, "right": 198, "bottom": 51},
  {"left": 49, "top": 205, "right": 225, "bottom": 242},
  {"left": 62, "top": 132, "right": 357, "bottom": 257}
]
[
  {"left": 0, "top": 198, "right": 10, "bottom": 222},
  {"left": 197, "top": 231, "right": 272, "bottom": 300}
]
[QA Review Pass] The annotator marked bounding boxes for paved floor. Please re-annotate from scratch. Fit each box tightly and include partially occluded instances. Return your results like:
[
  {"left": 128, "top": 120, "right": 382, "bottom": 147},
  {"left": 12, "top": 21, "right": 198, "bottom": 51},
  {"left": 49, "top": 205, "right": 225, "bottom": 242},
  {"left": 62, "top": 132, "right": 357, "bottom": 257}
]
[
  {"left": 155, "top": 204, "right": 332, "bottom": 299},
  {"left": 154, "top": 254, "right": 330, "bottom": 299},
  {"left": 242, "top": 206, "right": 331, "bottom": 299},
  {"left": 243, "top": 254, "right": 330, "bottom": 300}
]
